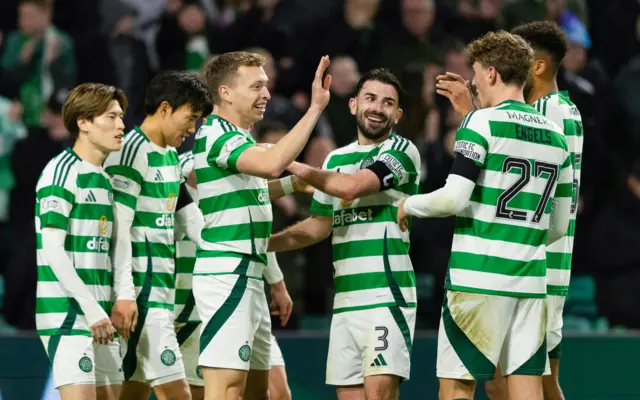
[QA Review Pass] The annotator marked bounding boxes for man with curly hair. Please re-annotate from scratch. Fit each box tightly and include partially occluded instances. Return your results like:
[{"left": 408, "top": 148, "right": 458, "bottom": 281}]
[{"left": 397, "top": 31, "right": 574, "bottom": 400}]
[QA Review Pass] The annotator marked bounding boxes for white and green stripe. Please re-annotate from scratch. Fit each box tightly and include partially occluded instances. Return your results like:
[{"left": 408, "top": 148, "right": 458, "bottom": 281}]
[
  {"left": 193, "top": 115, "right": 272, "bottom": 279},
  {"left": 447, "top": 100, "right": 573, "bottom": 298},
  {"left": 35, "top": 148, "right": 115, "bottom": 337},
  {"left": 104, "top": 127, "right": 182, "bottom": 310},
  {"left": 533, "top": 91, "right": 583, "bottom": 296},
  {"left": 309, "top": 134, "right": 421, "bottom": 313},
  {"left": 174, "top": 151, "right": 200, "bottom": 323}
]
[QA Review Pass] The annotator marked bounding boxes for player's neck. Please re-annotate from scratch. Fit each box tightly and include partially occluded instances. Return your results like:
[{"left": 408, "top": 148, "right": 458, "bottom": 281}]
[
  {"left": 216, "top": 106, "right": 252, "bottom": 130},
  {"left": 73, "top": 139, "right": 107, "bottom": 167},
  {"left": 357, "top": 130, "right": 391, "bottom": 146},
  {"left": 527, "top": 80, "right": 559, "bottom": 104},
  {"left": 139, "top": 117, "right": 167, "bottom": 148},
  {"left": 489, "top": 85, "right": 526, "bottom": 107}
]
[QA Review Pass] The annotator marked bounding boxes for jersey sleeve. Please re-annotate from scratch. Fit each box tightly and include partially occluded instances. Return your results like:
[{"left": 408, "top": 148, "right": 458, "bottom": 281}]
[
  {"left": 554, "top": 151, "right": 574, "bottom": 200},
  {"left": 453, "top": 110, "right": 489, "bottom": 168},
  {"left": 371, "top": 135, "right": 420, "bottom": 190},
  {"left": 104, "top": 143, "right": 148, "bottom": 211},
  {"left": 179, "top": 151, "right": 195, "bottom": 183},
  {"left": 207, "top": 131, "right": 254, "bottom": 173},
  {"left": 309, "top": 155, "right": 334, "bottom": 217},
  {"left": 36, "top": 163, "right": 77, "bottom": 230}
]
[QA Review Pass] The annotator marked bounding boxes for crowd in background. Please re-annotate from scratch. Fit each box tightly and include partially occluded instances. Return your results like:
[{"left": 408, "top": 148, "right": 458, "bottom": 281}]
[{"left": 0, "top": 0, "right": 639, "bottom": 332}]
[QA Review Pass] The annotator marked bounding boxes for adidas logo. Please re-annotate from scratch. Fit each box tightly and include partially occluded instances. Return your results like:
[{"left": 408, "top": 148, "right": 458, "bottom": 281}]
[
  {"left": 85, "top": 190, "right": 97, "bottom": 203},
  {"left": 370, "top": 353, "right": 388, "bottom": 367},
  {"left": 155, "top": 170, "right": 164, "bottom": 181}
]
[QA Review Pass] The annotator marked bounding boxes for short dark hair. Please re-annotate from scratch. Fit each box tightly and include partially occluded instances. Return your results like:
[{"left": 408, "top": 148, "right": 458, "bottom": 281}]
[
  {"left": 62, "top": 83, "right": 128, "bottom": 142},
  {"left": 466, "top": 30, "right": 534, "bottom": 86},
  {"left": 202, "top": 51, "right": 265, "bottom": 105},
  {"left": 144, "top": 71, "right": 213, "bottom": 117},
  {"left": 354, "top": 68, "right": 405, "bottom": 106},
  {"left": 511, "top": 21, "right": 569, "bottom": 71}
]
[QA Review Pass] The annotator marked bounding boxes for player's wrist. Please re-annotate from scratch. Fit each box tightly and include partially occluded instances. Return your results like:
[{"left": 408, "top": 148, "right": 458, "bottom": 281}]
[
  {"left": 270, "top": 279, "right": 287, "bottom": 291},
  {"left": 280, "top": 175, "right": 295, "bottom": 195}
]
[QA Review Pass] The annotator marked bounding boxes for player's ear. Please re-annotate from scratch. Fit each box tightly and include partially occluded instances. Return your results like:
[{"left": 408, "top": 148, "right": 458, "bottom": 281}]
[
  {"left": 394, "top": 108, "right": 403, "bottom": 125},
  {"left": 159, "top": 101, "right": 173, "bottom": 117},
  {"left": 219, "top": 85, "right": 231, "bottom": 104},
  {"left": 76, "top": 117, "right": 90, "bottom": 133},
  {"left": 533, "top": 59, "right": 546, "bottom": 77},
  {"left": 348, "top": 97, "right": 357, "bottom": 116}
]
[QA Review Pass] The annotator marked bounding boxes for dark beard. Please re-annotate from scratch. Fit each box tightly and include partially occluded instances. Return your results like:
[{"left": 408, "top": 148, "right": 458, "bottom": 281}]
[{"left": 356, "top": 112, "right": 394, "bottom": 141}]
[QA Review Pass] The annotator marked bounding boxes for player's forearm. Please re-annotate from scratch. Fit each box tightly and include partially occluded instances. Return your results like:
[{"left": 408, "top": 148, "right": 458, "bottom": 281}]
[
  {"left": 261, "top": 108, "right": 322, "bottom": 176},
  {"left": 112, "top": 202, "right": 136, "bottom": 301},
  {"left": 42, "top": 228, "right": 108, "bottom": 326},
  {"left": 268, "top": 176, "right": 295, "bottom": 201},
  {"left": 288, "top": 162, "right": 357, "bottom": 200},
  {"left": 404, "top": 174, "right": 475, "bottom": 218},
  {"left": 547, "top": 197, "right": 571, "bottom": 245},
  {"left": 268, "top": 218, "right": 331, "bottom": 252},
  {"left": 263, "top": 252, "right": 284, "bottom": 284}
]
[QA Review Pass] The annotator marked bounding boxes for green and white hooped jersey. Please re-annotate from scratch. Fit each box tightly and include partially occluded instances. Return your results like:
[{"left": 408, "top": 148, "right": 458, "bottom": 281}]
[
  {"left": 35, "top": 148, "right": 114, "bottom": 337},
  {"left": 310, "top": 134, "right": 421, "bottom": 314},
  {"left": 447, "top": 100, "right": 573, "bottom": 298},
  {"left": 174, "top": 151, "right": 199, "bottom": 323},
  {"left": 533, "top": 91, "right": 583, "bottom": 296},
  {"left": 193, "top": 115, "right": 272, "bottom": 279},
  {"left": 104, "top": 127, "right": 181, "bottom": 310}
]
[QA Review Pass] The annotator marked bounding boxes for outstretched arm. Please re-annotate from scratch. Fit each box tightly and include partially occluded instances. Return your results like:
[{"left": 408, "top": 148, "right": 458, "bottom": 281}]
[
  {"left": 234, "top": 56, "right": 332, "bottom": 179},
  {"left": 268, "top": 214, "right": 333, "bottom": 252},
  {"left": 286, "top": 162, "right": 382, "bottom": 201}
]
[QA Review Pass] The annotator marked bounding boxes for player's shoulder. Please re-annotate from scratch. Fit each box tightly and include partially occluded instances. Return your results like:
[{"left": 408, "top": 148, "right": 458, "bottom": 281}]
[
  {"left": 105, "top": 127, "right": 151, "bottom": 167},
  {"left": 379, "top": 133, "right": 420, "bottom": 162},
  {"left": 179, "top": 150, "right": 195, "bottom": 179},
  {"left": 38, "top": 148, "right": 82, "bottom": 189},
  {"left": 459, "top": 108, "right": 493, "bottom": 136},
  {"left": 197, "top": 115, "right": 243, "bottom": 138}
]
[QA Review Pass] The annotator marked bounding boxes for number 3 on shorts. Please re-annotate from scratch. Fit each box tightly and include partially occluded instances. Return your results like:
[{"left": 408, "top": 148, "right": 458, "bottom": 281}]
[{"left": 375, "top": 326, "right": 388, "bottom": 351}]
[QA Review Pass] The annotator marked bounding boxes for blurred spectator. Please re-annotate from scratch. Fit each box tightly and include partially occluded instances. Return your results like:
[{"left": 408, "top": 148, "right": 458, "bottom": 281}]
[
  {"left": 376, "top": 0, "right": 443, "bottom": 83},
  {"left": 101, "top": 0, "right": 155, "bottom": 127},
  {"left": 2, "top": 89, "right": 69, "bottom": 329},
  {"left": 219, "top": 0, "right": 295, "bottom": 65},
  {"left": 0, "top": 0, "right": 76, "bottom": 128},
  {"left": 324, "top": 56, "right": 360, "bottom": 148},
  {"left": 448, "top": 0, "right": 503, "bottom": 43},
  {"left": 294, "top": 0, "right": 382, "bottom": 93},
  {"left": 502, "top": 0, "right": 588, "bottom": 30},
  {"left": 0, "top": 97, "right": 26, "bottom": 277},
  {"left": 156, "top": 0, "right": 220, "bottom": 71}
]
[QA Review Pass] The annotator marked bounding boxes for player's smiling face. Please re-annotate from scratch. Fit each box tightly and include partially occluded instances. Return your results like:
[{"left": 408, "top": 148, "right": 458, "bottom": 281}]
[
  {"left": 230, "top": 65, "right": 271, "bottom": 125},
  {"left": 162, "top": 104, "right": 201, "bottom": 148},
  {"left": 350, "top": 80, "right": 403, "bottom": 141},
  {"left": 82, "top": 100, "right": 125, "bottom": 152}
]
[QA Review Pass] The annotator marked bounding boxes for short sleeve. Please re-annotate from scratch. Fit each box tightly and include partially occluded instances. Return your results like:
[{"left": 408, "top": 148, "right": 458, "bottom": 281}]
[
  {"left": 104, "top": 142, "right": 148, "bottom": 211},
  {"left": 453, "top": 111, "right": 489, "bottom": 167},
  {"left": 375, "top": 135, "right": 420, "bottom": 188},
  {"left": 207, "top": 131, "right": 254, "bottom": 173},
  {"left": 36, "top": 160, "right": 78, "bottom": 230},
  {"left": 309, "top": 155, "right": 334, "bottom": 217}
]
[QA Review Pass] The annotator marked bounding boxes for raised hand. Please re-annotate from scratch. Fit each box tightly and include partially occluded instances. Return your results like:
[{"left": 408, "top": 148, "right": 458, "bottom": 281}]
[{"left": 309, "top": 56, "right": 332, "bottom": 112}]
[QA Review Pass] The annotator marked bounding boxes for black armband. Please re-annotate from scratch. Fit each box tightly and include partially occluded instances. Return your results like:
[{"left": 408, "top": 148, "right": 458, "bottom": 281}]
[
  {"left": 366, "top": 161, "right": 396, "bottom": 190},
  {"left": 450, "top": 153, "right": 481, "bottom": 182},
  {"left": 176, "top": 183, "right": 194, "bottom": 212}
]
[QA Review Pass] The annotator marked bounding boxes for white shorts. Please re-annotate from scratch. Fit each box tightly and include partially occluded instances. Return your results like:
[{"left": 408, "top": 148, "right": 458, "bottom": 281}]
[
  {"left": 547, "top": 294, "right": 566, "bottom": 359},
  {"left": 270, "top": 334, "right": 285, "bottom": 367},
  {"left": 326, "top": 306, "right": 416, "bottom": 386},
  {"left": 193, "top": 274, "right": 271, "bottom": 371},
  {"left": 176, "top": 321, "right": 203, "bottom": 386},
  {"left": 437, "top": 290, "right": 550, "bottom": 381},
  {"left": 122, "top": 308, "right": 186, "bottom": 386},
  {"left": 40, "top": 335, "right": 123, "bottom": 389}
]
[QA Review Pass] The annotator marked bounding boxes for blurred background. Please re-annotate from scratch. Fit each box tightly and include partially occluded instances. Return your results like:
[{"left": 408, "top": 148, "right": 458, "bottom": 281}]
[{"left": 0, "top": 0, "right": 639, "bottom": 398}]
